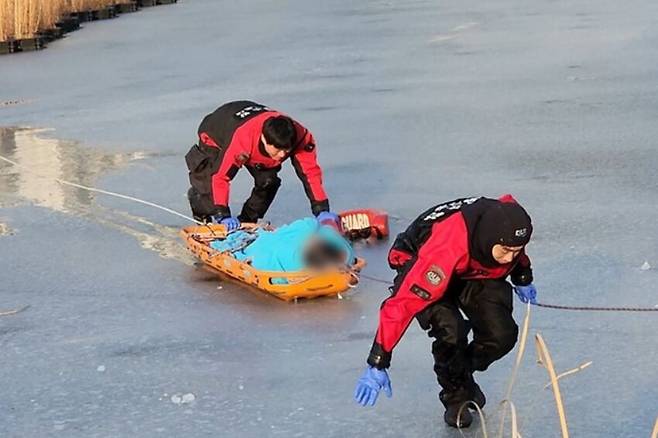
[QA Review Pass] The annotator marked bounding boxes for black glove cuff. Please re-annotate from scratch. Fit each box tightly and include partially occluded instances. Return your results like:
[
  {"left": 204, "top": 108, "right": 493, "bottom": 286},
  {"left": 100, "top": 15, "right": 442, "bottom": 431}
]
[
  {"left": 511, "top": 267, "right": 533, "bottom": 286},
  {"left": 311, "top": 199, "right": 330, "bottom": 216},
  {"left": 367, "top": 342, "right": 391, "bottom": 369},
  {"left": 213, "top": 205, "right": 231, "bottom": 219}
]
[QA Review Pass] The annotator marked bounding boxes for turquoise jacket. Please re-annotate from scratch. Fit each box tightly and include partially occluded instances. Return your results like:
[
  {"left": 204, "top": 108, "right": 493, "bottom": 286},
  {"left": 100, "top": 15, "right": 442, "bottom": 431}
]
[{"left": 210, "top": 218, "right": 355, "bottom": 273}]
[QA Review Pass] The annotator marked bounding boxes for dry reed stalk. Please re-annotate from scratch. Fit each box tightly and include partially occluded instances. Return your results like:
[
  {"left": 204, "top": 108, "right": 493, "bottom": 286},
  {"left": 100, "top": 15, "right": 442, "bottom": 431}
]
[
  {"left": 68, "top": 0, "right": 116, "bottom": 12},
  {"left": 41, "top": 0, "right": 67, "bottom": 31},
  {"left": 0, "top": 0, "right": 15, "bottom": 41},
  {"left": 13, "top": 0, "right": 41, "bottom": 39},
  {"left": 1, "top": 0, "right": 124, "bottom": 42}
]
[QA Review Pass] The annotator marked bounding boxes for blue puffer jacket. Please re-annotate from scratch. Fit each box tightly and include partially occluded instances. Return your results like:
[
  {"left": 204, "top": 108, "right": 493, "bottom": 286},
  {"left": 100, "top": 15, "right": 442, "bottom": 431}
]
[{"left": 210, "top": 217, "right": 355, "bottom": 273}]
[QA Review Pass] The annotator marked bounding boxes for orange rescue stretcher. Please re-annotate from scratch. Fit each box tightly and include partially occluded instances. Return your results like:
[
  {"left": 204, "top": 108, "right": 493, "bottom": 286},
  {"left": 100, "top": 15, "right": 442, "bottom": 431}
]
[{"left": 181, "top": 223, "right": 366, "bottom": 301}]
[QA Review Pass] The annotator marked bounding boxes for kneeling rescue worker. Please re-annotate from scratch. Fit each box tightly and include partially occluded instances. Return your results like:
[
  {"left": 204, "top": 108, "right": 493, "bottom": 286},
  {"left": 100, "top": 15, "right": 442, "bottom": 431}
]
[
  {"left": 354, "top": 195, "right": 538, "bottom": 428},
  {"left": 185, "top": 100, "right": 340, "bottom": 230}
]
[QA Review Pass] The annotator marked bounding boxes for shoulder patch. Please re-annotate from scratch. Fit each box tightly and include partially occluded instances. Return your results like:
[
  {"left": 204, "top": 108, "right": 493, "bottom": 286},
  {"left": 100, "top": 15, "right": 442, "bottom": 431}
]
[
  {"left": 410, "top": 284, "right": 432, "bottom": 301},
  {"left": 424, "top": 265, "right": 445, "bottom": 287}
]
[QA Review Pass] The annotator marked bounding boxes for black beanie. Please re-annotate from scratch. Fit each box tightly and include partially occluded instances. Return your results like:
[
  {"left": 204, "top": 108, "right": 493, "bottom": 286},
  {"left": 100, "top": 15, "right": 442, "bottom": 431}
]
[{"left": 470, "top": 202, "right": 533, "bottom": 267}]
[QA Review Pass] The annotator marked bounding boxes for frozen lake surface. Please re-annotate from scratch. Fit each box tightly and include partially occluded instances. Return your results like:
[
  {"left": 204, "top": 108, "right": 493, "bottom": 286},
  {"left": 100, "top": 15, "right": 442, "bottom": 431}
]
[{"left": 1, "top": 0, "right": 657, "bottom": 436}]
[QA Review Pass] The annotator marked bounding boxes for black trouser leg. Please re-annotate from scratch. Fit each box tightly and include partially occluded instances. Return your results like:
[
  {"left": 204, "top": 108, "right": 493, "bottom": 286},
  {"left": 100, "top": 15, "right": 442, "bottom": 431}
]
[
  {"left": 417, "top": 279, "right": 518, "bottom": 406},
  {"left": 185, "top": 142, "right": 224, "bottom": 222},
  {"left": 417, "top": 287, "right": 471, "bottom": 406},
  {"left": 187, "top": 187, "right": 214, "bottom": 223},
  {"left": 460, "top": 279, "right": 518, "bottom": 372},
  {"left": 238, "top": 166, "right": 282, "bottom": 223}
]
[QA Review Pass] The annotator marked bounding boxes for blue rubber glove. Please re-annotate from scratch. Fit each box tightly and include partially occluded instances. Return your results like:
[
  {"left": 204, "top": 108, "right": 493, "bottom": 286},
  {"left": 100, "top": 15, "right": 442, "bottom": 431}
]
[
  {"left": 354, "top": 366, "right": 392, "bottom": 406},
  {"left": 514, "top": 284, "right": 537, "bottom": 304},
  {"left": 317, "top": 211, "right": 340, "bottom": 227},
  {"left": 215, "top": 216, "right": 240, "bottom": 231}
]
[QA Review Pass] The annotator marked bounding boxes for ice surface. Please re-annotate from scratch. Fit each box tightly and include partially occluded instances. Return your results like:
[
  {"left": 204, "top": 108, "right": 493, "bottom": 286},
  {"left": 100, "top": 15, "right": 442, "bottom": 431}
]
[{"left": 1, "top": 0, "right": 658, "bottom": 437}]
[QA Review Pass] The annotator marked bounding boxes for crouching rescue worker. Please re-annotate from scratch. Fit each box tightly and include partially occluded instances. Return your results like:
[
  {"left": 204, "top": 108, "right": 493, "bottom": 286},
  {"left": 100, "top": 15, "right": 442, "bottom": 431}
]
[
  {"left": 354, "top": 195, "right": 538, "bottom": 428},
  {"left": 185, "top": 100, "right": 340, "bottom": 230}
]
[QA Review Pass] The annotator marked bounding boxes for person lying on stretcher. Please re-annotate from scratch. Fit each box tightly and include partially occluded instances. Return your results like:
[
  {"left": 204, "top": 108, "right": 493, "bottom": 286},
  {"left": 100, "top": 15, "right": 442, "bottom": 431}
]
[{"left": 209, "top": 217, "right": 356, "bottom": 274}]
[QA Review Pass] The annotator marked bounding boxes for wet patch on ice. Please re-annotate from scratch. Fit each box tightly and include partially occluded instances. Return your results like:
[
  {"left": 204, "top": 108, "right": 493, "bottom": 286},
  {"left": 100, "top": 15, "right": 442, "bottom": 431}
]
[
  {"left": 0, "top": 127, "right": 149, "bottom": 212},
  {"left": 0, "top": 221, "right": 13, "bottom": 236},
  {"left": 93, "top": 210, "right": 194, "bottom": 266},
  {"left": 0, "top": 127, "right": 193, "bottom": 264}
]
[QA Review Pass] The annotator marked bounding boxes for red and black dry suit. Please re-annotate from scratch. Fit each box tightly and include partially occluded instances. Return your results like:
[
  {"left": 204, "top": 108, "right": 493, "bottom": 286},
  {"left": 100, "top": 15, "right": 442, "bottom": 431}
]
[
  {"left": 185, "top": 101, "right": 329, "bottom": 222},
  {"left": 367, "top": 195, "right": 533, "bottom": 404}
]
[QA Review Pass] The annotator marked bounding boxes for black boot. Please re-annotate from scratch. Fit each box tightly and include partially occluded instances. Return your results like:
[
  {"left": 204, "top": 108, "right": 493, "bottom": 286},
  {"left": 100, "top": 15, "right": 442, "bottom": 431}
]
[{"left": 440, "top": 390, "right": 473, "bottom": 428}]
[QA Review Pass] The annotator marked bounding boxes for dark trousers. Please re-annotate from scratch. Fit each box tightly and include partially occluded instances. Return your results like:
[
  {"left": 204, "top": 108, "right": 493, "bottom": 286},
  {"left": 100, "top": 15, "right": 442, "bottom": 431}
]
[
  {"left": 416, "top": 278, "right": 518, "bottom": 404},
  {"left": 187, "top": 165, "right": 281, "bottom": 223},
  {"left": 238, "top": 165, "right": 281, "bottom": 223}
]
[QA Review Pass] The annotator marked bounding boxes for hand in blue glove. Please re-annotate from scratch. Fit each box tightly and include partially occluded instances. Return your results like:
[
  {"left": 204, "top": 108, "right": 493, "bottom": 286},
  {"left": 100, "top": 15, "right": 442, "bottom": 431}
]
[
  {"left": 317, "top": 211, "right": 341, "bottom": 229},
  {"left": 514, "top": 284, "right": 537, "bottom": 304},
  {"left": 354, "top": 366, "right": 392, "bottom": 406},
  {"left": 215, "top": 216, "right": 240, "bottom": 231}
]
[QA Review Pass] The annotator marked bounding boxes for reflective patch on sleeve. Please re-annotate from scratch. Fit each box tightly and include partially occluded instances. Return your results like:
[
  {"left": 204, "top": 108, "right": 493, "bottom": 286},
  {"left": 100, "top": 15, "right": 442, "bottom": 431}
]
[
  {"left": 424, "top": 265, "right": 445, "bottom": 287},
  {"left": 304, "top": 143, "right": 315, "bottom": 152},
  {"left": 410, "top": 284, "right": 432, "bottom": 301}
]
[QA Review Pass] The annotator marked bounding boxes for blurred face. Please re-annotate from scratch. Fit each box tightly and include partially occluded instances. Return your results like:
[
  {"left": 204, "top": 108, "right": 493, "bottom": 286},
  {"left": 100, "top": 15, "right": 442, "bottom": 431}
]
[
  {"left": 261, "top": 135, "right": 290, "bottom": 160},
  {"left": 491, "top": 244, "right": 524, "bottom": 264}
]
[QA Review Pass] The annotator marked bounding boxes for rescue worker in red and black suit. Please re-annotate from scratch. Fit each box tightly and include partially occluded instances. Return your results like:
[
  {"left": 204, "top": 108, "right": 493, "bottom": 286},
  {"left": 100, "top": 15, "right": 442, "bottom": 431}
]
[
  {"left": 354, "top": 195, "right": 538, "bottom": 428},
  {"left": 185, "top": 101, "right": 339, "bottom": 229}
]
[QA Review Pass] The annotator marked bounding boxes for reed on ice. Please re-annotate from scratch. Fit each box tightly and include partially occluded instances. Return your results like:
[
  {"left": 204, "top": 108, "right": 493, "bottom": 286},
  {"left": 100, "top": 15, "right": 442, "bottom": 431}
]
[{"left": 0, "top": 0, "right": 120, "bottom": 41}]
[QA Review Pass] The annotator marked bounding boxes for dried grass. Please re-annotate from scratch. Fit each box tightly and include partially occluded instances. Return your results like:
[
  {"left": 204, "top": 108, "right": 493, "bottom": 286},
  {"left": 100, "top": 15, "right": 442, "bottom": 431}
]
[{"left": 0, "top": 0, "right": 120, "bottom": 41}]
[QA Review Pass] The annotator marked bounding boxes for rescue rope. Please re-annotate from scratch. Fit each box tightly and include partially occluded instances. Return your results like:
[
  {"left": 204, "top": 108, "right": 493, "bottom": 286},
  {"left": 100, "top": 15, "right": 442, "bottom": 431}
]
[
  {"left": 358, "top": 273, "right": 394, "bottom": 285},
  {"left": 358, "top": 273, "right": 658, "bottom": 312},
  {"left": 534, "top": 302, "right": 658, "bottom": 312},
  {"left": 0, "top": 154, "right": 202, "bottom": 225}
]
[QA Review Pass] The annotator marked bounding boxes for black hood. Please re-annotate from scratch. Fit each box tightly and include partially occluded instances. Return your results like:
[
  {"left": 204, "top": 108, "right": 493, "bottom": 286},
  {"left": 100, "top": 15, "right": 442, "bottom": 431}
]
[{"left": 462, "top": 198, "right": 533, "bottom": 267}]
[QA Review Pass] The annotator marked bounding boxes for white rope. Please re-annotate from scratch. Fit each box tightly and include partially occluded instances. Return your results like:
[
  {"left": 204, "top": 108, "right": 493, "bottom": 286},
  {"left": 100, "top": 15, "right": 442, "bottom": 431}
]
[{"left": 0, "top": 154, "right": 202, "bottom": 225}]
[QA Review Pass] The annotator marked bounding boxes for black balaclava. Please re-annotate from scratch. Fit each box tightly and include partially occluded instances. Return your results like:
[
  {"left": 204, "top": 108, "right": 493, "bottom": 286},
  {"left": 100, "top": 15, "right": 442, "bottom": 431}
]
[{"left": 466, "top": 200, "right": 533, "bottom": 267}]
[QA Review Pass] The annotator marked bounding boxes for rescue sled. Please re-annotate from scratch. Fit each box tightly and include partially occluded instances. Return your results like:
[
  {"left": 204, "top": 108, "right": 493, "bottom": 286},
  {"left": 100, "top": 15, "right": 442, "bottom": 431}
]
[{"left": 181, "top": 223, "right": 365, "bottom": 301}]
